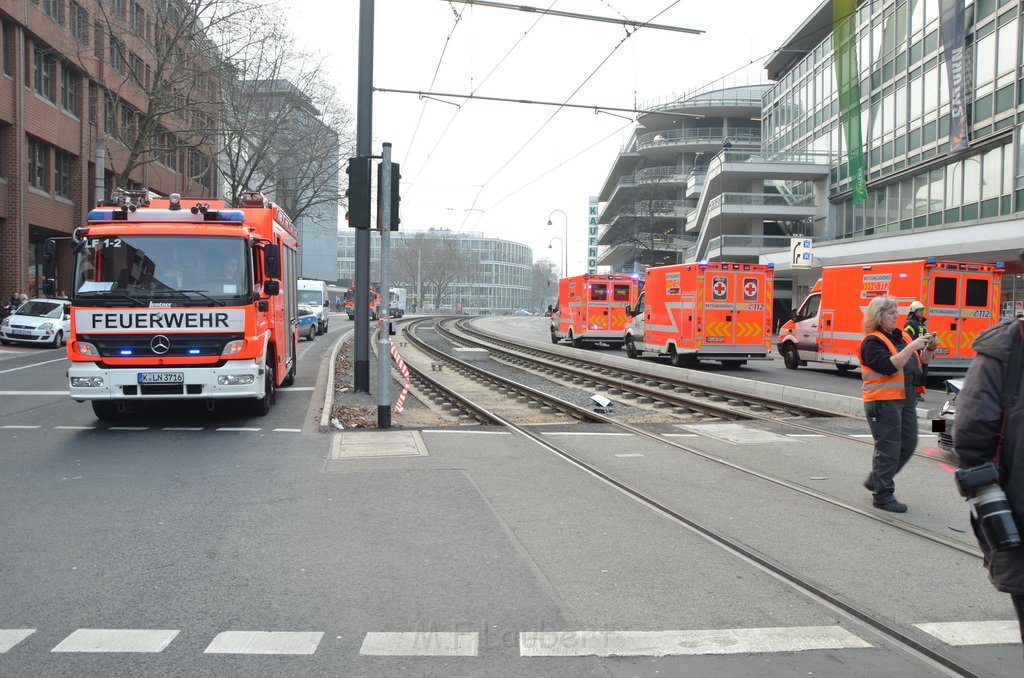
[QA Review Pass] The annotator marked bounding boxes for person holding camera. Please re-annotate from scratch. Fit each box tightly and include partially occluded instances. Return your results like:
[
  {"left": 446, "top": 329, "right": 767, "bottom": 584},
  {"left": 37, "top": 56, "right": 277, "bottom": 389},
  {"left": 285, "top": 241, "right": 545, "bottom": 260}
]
[
  {"left": 860, "top": 295, "right": 936, "bottom": 512},
  {"left": 953, "top": 314, "right": 1024, "bottom": 643}
]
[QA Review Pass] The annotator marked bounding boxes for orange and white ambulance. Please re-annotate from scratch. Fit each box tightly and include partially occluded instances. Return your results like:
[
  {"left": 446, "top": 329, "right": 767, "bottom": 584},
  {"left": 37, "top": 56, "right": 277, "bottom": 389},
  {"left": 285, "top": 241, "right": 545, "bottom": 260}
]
[
  {"left": 63, "top": 191, "right": 299, "bottom": 419},
  {"left": 549, "top": 274, "right": 640, "bottom": 348},
  {"left": 624, "top": 261, "right": 775, "bottom": 366},
  {"left": 777, "top": 258, "right": 1003, "bottom": 376}
]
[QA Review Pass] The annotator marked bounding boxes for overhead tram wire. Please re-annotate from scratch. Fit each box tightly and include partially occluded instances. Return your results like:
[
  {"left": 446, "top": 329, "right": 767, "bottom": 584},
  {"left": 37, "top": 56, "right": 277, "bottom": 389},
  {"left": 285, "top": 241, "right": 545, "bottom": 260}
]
[
  {"left": 405, "top": 0, "right": 558, "bottom": 198},
  {"left": 441, "top": 0, "right": 701, "bottom": 35}
]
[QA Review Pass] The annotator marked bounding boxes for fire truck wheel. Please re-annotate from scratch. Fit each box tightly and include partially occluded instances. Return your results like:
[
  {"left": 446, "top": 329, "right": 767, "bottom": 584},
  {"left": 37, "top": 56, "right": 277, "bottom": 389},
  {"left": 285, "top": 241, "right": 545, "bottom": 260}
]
[
  {"left": 781, "top": 345, "right": 801, "bottom": 370},
  {"left": 251, "top": 366, "right": 275, "bottom": 416},
  {"left": 91, "top": 400, "right": 119, "bottom": 420},
  {"left": 281, "top": 351, "right": 296, "bottom": 387},
  {"left": 625, "top": 338, "right": 638, "bottom": 359}
]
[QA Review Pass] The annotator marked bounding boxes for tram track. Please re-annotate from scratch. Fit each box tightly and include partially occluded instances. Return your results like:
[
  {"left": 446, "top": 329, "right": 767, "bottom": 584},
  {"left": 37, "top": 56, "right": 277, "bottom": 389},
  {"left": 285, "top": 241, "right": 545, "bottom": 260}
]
[{"left": 389, "top": 316, "right": 986, "bottom": 677}]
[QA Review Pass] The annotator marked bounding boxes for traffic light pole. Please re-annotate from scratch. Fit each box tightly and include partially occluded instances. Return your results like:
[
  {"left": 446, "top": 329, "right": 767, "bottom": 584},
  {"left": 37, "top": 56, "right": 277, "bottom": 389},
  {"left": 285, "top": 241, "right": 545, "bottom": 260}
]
[
  {"left": 376, "top": 143, "right": 393, "bottom": 428},
  {"left": 354, "top": 0, "right": 374, "bottom": 393}
]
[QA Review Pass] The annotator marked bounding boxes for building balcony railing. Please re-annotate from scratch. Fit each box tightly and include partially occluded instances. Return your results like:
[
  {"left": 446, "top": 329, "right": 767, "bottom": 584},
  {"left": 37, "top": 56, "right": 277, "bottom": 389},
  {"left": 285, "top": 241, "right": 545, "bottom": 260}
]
[
  {"left": 704, "top": 234, "right": 796, "bottom": 254},
  {"left": 636, "top": 165, "right": 692, "bottom": 184},
  {"left": 614, "top": 200, "right": 693, "bottom": 219},
  {"left": 638, "top": 84, "right": 769, "bottom": 114},
  {"left": 706, "top": 192, "right": 815, "bottom": 211},
  {"left": 637, "top": 127, "right": 760, "bottom": 151}
]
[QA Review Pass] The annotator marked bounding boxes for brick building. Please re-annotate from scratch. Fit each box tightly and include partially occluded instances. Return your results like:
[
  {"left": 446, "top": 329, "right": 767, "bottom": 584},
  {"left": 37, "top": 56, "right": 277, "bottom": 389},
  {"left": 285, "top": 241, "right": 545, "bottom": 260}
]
[{"left": 0, "top": 0, "right": 218, "bottom": 300}]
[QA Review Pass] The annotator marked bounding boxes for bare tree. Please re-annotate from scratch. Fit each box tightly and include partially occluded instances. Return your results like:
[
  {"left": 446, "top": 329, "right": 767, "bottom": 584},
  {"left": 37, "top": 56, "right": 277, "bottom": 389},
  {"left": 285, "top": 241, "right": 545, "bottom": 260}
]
[
  {"left": 74, "top": 0, "right": 275, "bottom": 194},
  {"left": 217, "top": 27, "right": 355, "bottom": 219},
  {"left": 532, "top": 259, "right": 557, "bottom": 311},
  {"left": 392, "top": 231, "right": 476, "bottom": 310}
]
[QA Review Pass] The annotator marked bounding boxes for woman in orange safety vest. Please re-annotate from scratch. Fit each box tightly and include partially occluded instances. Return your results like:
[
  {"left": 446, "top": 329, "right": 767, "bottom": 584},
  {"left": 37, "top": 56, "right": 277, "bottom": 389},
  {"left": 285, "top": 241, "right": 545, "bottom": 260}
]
[{"left": 859, "top": 296, "right": 937, "bottom": 513}]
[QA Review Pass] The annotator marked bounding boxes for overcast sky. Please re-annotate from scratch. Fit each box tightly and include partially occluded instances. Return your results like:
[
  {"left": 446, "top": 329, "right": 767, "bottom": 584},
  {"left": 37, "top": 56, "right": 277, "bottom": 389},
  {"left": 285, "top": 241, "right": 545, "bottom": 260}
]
[{"left": 283, "top": 0, "right": 823, "bottom": 275}]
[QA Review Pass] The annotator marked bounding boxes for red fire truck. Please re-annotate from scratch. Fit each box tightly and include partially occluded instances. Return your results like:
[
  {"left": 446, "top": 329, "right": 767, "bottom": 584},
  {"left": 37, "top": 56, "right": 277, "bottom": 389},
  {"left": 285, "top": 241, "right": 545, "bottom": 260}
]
[
  {"left": 62, "top": 191, "right": 299, "bottom": 419},
  {"left": 625, "top": 261, "right": 775, "bottom": 367},
  {"left": 549, "top": 274, "right": 640, "bottom": 348}
]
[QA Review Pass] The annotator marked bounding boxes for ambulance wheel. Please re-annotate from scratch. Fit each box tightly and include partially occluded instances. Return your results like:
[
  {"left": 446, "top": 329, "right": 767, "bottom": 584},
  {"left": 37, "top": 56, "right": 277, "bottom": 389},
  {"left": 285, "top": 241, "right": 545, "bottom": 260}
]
[
  {"left": 250, "top": 366, "right": 275, "bottom": 416},
  {"left": 782, "top": 345, "right": 801, "bottom": 370},
  {"left": 91, "top": 400, "right": 119, "bottom": 420},
  {"left": 550, "top": 327, "right": 559, "bottom": 344},
  {"left": 669, "top": 347, "right": 684, "bottom": 367},
  {"left": 625, "top": 338, "right": 638, "bottom": 359},
  {"left": 836, "top": 364, "right": 855, "bottom": 372},
  {"left": 570, "top": 332, "right": 584, "bottom": 349}
]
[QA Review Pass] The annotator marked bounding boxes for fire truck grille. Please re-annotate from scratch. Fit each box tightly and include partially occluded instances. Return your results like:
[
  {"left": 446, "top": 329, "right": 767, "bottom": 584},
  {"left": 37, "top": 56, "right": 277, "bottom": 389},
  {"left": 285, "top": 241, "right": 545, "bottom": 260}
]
[{"left": 80, "top": 333, "right": 244, "bottom": 357}]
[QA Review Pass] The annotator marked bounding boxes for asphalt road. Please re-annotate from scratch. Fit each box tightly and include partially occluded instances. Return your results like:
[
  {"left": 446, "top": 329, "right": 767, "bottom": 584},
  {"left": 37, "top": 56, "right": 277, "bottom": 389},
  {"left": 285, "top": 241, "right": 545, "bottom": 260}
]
[{"left": 0, "top": 313, "right": 1017, "bottom": 677}]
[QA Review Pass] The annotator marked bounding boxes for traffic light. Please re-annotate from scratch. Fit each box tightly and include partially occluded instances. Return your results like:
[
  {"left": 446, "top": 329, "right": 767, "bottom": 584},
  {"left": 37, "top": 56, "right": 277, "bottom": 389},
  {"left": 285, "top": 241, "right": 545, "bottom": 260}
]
[
  {"left": 345, "top": 156, "right": 371, "bottom": 228},
  {"left": 376, "top": 161, "right": 401, "bottom": 231}
]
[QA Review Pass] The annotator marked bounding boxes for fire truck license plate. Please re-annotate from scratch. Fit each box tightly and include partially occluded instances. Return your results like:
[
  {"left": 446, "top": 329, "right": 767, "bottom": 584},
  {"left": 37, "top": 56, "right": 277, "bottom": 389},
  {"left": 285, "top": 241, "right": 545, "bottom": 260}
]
[{"left": 138, "top": 372, "right": 184, "bottom": 384}]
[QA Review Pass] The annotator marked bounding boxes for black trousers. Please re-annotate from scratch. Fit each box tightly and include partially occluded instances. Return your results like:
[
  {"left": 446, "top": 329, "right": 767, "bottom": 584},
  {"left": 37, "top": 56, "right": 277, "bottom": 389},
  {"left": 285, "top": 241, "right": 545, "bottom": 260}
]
[{"left": 864, "top": 397, "right": 918, "bottom": 498}]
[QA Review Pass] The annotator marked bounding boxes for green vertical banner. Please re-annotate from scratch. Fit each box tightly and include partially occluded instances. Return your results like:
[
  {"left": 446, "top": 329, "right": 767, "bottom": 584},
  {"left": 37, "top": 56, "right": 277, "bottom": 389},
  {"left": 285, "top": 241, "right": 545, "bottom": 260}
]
[{"left": 834, "top": 0, "right": 867, "bottom": 203}]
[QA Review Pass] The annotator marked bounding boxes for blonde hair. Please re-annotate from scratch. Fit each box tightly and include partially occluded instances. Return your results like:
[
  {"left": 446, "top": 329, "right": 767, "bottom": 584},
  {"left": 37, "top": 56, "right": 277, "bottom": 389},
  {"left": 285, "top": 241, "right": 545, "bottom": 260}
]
[{"left": 863, "top": 296, "right": 897, "bottom": 334}]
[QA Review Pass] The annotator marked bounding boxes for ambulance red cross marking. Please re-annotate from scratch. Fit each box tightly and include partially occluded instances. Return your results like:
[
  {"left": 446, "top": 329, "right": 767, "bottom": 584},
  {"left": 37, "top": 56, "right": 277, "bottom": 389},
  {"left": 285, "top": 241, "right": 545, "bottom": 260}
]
[
  {"left": 744, "top": 280, "right": 757, "bottom": 297},
  {"left": 712, "top": 279, "right": 727, "bottom": 297}
]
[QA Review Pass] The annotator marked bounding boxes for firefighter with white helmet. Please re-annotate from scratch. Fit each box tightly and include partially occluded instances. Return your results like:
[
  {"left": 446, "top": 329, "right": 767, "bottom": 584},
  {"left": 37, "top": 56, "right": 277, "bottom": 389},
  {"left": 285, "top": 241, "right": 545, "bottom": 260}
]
[{"left": 905, "top": 300, "right": 929, "bottom": 399}]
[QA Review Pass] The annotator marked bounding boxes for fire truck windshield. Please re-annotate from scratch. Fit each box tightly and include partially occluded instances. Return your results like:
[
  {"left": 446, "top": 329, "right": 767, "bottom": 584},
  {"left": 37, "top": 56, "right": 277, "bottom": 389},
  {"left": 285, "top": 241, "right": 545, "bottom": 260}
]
[{"left": 73, "top": 235, "right": 250, "bottom": 305}]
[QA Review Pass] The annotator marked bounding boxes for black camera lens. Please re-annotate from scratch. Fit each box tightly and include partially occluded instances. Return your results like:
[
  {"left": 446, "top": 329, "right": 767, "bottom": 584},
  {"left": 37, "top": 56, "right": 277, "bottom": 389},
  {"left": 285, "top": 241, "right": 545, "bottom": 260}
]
[{"left": 972, "top": 485, "right": 1022, "bottom": 551}]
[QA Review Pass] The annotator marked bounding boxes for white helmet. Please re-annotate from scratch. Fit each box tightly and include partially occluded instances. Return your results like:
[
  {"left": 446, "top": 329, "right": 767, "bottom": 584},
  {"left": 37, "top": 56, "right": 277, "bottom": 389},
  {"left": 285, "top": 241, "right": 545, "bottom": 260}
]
[{"left": 908, "top": 300, "right": 925, "bottom": 313}]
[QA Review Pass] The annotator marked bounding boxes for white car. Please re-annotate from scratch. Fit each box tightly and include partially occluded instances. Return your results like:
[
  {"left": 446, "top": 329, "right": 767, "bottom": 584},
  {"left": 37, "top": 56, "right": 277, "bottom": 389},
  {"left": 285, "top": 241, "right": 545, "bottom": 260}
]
[{"left": 0, "top": 298, "right": 71, "bottom": 348}]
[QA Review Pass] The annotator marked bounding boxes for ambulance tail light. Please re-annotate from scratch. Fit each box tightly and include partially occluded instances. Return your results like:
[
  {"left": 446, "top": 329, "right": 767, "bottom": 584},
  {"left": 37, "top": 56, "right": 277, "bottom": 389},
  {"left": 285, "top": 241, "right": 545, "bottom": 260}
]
[{"left": 222, "top": 340, "right": 245, "bottom": 356}]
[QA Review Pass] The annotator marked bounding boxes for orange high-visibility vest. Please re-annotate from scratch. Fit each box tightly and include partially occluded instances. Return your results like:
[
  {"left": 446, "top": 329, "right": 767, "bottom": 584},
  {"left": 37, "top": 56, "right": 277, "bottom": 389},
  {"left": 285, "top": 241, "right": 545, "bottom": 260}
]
[{"left": 860, "top": 330, "right": 922, "bottom": 401}]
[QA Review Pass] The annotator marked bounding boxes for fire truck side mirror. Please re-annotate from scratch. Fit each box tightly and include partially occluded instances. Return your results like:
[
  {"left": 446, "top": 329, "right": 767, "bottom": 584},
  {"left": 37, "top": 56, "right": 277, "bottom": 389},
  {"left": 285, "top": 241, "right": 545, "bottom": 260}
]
[
  {"left": 263, "top": 280, "right": 280, "bottom": 296},
  {"left": 263, "top": 244, "right": 281, "bottom": 279}
]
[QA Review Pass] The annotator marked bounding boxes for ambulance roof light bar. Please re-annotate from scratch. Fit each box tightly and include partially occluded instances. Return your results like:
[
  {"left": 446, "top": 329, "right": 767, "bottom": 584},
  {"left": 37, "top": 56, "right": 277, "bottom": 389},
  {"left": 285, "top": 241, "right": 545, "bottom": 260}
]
[{"left": 86, "top": 207, "right": 245, "bottom": 223}]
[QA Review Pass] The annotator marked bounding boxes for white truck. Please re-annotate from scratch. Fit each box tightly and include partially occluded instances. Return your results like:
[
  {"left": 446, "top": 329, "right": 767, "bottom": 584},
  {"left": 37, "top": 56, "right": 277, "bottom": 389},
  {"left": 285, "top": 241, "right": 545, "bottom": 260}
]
[
  {"left": 297, "top": 278, "right": 329, "bottom": 334},
  {"left": 389, "top": 288, "right": 407, "bottom": 318}
]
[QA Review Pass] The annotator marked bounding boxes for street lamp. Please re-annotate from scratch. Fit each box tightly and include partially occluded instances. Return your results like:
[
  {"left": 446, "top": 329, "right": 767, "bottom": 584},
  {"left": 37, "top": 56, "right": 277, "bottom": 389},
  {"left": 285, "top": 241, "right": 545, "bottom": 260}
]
[
  {"left": 548, "top": 237, "right": 564, "bottom": 278},
  {"left": 547, "top": 209, "right": 568, "bottom": 276}
]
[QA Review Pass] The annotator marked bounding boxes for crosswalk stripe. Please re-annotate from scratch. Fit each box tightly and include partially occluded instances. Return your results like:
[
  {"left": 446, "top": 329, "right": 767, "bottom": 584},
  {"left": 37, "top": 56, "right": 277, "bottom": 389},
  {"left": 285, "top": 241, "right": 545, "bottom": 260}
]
[
  {"left": 216, "top": 427, "right": 261, "bottom": 432},
  {"left": 51, "top": 629, "right": 179, "bottom": 653},
  {"left": 0, "top": 629, "right": 35, "bottom": 653},
  {"left": 360, "top": 632, "right": 478, "bottom": 656},
  {"left": 519, "top": 626, "right": 872, "bottom": 657},
  {"left": 914, "top": 621, "right": 1021, "bottom": 646},
  {"left": 204, "top": 631, "right": 323, "bottom": 655}
]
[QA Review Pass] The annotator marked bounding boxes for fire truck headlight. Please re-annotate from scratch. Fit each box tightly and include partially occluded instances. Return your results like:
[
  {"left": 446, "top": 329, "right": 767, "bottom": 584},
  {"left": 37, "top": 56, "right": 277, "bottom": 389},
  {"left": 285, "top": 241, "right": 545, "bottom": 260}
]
[
  {"left": 77, "top": 341, "right": 99, "bottom": 357},
  {"left": 221, "top": 340, "right": 245, "bottom": 356},
  {"left": 218, "top": 374, "right": 255, "bottom": 386},
  {"left": 70, "top": 376, "right": 104, "bottom": 387}
]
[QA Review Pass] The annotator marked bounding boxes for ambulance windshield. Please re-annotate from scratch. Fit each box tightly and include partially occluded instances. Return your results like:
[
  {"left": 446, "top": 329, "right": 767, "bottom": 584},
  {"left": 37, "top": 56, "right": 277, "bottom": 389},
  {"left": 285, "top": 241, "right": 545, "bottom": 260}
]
[{"left": 73, "top": 235, "right": 250, "bottom": 305}]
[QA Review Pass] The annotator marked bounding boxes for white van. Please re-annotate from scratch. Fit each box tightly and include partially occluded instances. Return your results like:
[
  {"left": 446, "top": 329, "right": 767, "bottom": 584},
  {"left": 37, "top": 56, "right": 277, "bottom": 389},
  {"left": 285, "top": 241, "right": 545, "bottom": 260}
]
[{"left": 297, "top": 279, "right": 329, "bottom": 334}]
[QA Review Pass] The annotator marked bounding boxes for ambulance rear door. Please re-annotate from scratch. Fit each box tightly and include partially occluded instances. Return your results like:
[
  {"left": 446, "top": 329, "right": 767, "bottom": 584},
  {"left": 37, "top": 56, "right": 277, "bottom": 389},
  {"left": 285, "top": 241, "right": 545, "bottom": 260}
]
[
  {"left": 586, "top": 280, "right": 613, "bottom": 331},
  {"left": 928, "top": 270, "right": 997, "bottom": 360}
]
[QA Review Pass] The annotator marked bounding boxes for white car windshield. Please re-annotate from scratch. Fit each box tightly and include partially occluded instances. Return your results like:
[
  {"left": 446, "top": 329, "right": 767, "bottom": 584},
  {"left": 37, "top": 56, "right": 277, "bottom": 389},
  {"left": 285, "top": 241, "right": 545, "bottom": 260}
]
[{"left": 16, "top": 301, "right": 63, "bottom": 318}]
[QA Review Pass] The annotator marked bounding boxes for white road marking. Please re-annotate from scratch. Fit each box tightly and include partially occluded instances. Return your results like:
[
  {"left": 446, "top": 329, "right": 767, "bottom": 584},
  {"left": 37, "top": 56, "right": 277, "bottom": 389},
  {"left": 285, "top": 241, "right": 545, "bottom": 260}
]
[
  {"left": 107, "top": 427, "right": 149, "bottom": 431},
  {"left": 0, "top": 629, "right": 35, "bottom": 653},
  {"left": 850, "top": 434, "right": 875, "bottom": 438},
  {"left": 540, "top": 432, "right": 634, "bottom": 436},
  {"left": 273, "top": 428, "right": 303, "bottom": 433},
  {"left": 53, "top": 426, "right": 95, "bottom": 430},
  {"left": 0, "top": 391, "right": 69, "bottom": 395},
  {"left": 615, "top": 453, "right": 646, "bottom": 458},
  {"left": 1, "top": 425, "right": 41, "bottom": 429},
  {"left": 204, "top": 631, "right": 323, "bottom": 655},
  {"left": 216, "top": 427, "right": 261, "bottom": 432},
  {"left": 914, "top": 621, "right": 1021, "bottom": 646},
  {"left": 786, "top": 434, "right": 824, "bottom": 438},
  {"left": 51, "top": 629, "right": 179, "bottom": 653},
  {"left": 662, "top": 433, "right": 699, "bottom": 437},
  {"left": 519, "top": 626, "right": 872, "bottom": 657},
  {"left": 0, "top": 358, "right": 68, "bottom": 374},
  {"left": 421, "top": 430, "right": 510, "bottom": 435},
  {"left": 162, "top": 427, "right": 204, "bottom": 431},
  {"left": 360, "top": 632, "right": 478, "bottom": 656},
  {"left": 277, "top": 387, "right": 315, "bottom": 392}
]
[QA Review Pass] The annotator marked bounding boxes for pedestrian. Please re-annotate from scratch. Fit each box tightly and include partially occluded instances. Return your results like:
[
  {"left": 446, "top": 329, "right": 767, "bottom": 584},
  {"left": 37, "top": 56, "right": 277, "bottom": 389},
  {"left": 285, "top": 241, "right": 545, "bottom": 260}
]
[
  {"left": 905, "top": 300, "right": 930, "bottom": 400},
  {"left": 952, "top": 311, "right": 1024, "bottom": 647},
  {"left": 860, "top": 295, "right": 936, "bottom": 512}
]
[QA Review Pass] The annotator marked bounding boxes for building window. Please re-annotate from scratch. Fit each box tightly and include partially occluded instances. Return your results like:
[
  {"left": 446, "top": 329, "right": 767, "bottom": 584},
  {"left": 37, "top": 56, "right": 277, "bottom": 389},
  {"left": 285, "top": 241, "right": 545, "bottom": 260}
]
[
  {"left": 34, "top": 47, "right": 54, "bottom": 100},
  {"left": 69, "top": 2, "right": 88, "bottom": 43},
  {"left": 42, "top": 0, "right": 62, "bottom": 24},
  {"left": 60, "top": 65, "right": 78, "bottom": 113},
  {"left": 109, "top": 38, "right": 124, "bottom": 74},
  {"left": 104, "top": 91, "right": 117, "bottom": 134},
  {"left": 107, "top": 0, "right": 123, "bottom": 19},
  {"left": 28, "top": 139, "right": 47, "bottom": 189},
  {"left": 128, "top": 52, "right": 144, "bottom": 87},
  {"left": 130, "top": 2, "right": 145, "bottom": 35},
  {"left": 54, "top": 149, "right": 71, "bottom": 197}
]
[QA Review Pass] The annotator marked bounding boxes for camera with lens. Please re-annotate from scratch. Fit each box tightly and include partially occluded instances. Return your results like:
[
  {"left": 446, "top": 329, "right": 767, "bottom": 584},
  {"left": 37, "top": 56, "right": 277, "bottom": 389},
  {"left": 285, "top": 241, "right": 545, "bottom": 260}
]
[{"left": 955, "top": 462, "right": 1022, "bottom": 551}]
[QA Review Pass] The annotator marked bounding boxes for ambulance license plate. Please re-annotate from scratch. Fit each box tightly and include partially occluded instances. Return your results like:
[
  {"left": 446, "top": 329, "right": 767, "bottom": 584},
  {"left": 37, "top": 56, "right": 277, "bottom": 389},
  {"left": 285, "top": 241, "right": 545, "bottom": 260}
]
[{"left": 138, "top": 372, "right": 184, "bottom": 384}]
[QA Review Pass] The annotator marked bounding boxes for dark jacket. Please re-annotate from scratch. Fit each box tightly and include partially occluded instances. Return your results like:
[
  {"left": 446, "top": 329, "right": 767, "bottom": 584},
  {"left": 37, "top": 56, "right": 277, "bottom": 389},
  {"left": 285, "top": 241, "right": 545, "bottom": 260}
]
[
  {"left": 954, "top": 319, "right": 1024, "bottom": 593},
  {"left": 904, "top": 314, "right": 927, "bottom": 339}
]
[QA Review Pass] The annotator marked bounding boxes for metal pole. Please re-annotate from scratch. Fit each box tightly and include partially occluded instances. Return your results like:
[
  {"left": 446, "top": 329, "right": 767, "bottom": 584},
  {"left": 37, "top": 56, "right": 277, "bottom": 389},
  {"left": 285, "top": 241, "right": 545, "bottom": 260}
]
[
  {"left": 353, "top": 0, "right": 374, "bottom": 392},
  {"left": 377, "top": 143, "right": 392, "bottom": 428}
]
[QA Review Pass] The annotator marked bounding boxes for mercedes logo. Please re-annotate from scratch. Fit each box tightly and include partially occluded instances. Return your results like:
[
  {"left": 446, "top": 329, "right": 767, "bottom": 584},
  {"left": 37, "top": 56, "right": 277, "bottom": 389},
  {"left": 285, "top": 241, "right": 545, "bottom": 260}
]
[{"left": 150, "top": 335, "right": 171, "bottom": 355}]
